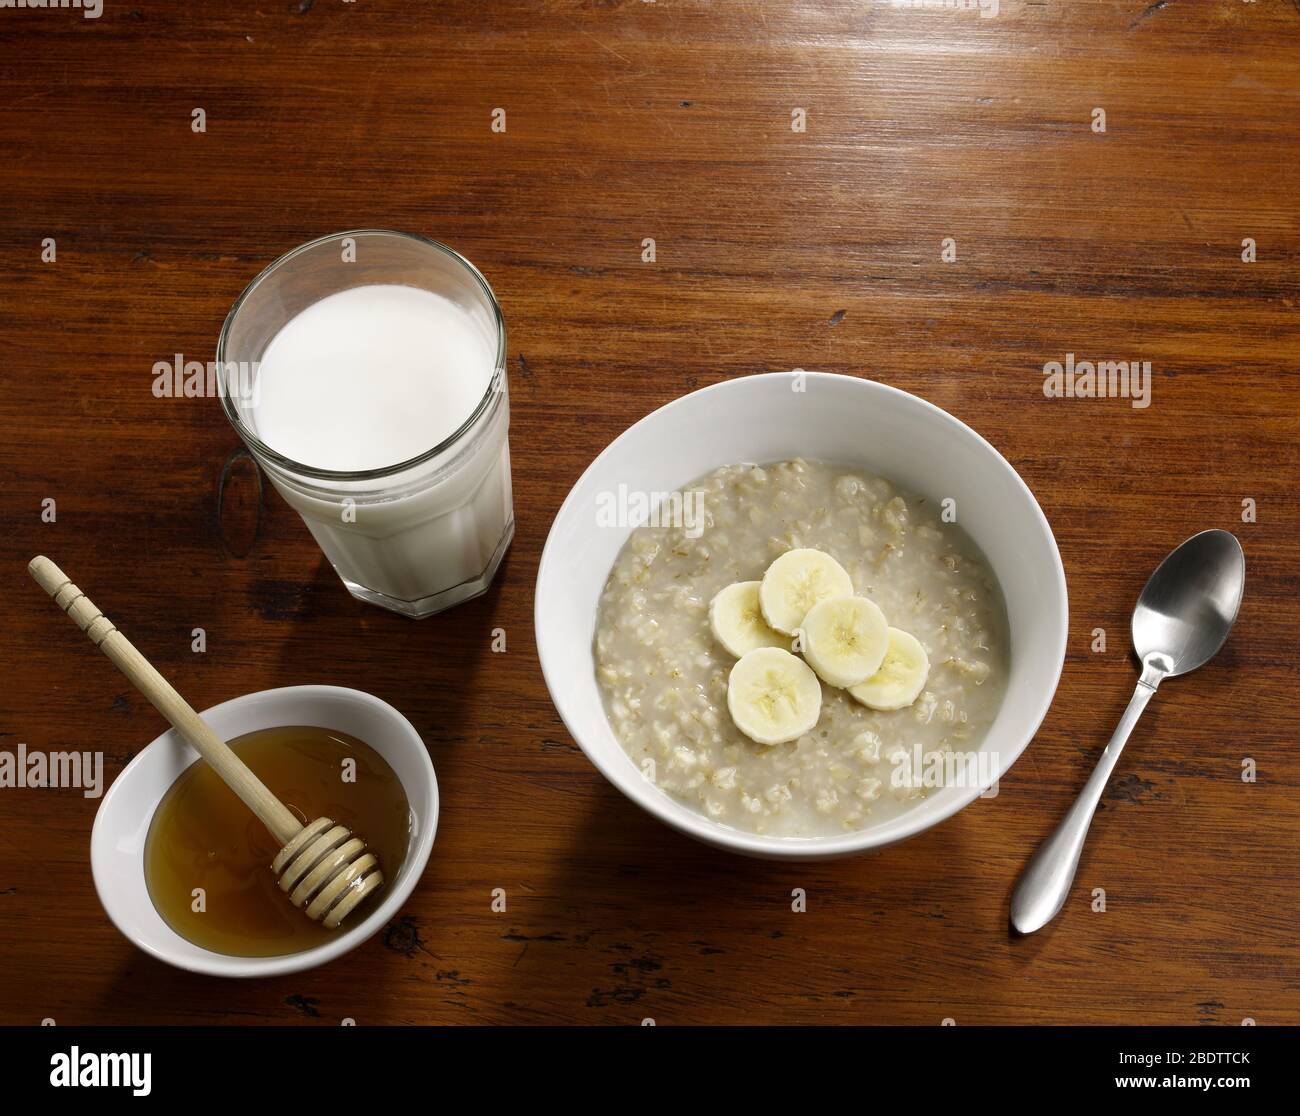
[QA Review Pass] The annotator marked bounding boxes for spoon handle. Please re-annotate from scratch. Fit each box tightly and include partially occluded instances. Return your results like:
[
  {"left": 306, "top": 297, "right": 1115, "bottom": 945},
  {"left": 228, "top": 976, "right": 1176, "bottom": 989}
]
[
  {"left": 28, "top": 556, "right": 303, "bottom": 847},
  {"left": 1010, "top": 675, "right": 1160, "bottom": 934}
]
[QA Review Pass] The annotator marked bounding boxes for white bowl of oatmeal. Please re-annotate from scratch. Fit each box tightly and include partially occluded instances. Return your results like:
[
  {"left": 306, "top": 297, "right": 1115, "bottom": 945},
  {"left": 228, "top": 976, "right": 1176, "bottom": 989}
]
[{"left": 535, "top": 373, "right": 1067, "bottom": 858}]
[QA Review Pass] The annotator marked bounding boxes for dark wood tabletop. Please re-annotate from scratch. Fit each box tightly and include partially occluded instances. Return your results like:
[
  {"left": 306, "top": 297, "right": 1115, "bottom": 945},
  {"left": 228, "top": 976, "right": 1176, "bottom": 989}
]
[{"left": 1, "top": 1, "right": 1296, "bottom": 1027}]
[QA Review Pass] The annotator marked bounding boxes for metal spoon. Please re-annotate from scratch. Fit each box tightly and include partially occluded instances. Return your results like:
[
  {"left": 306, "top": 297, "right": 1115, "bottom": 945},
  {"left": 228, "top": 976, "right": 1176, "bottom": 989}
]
[{"left": 1010, "top": 529, "right": 1245, "bottom": 935}]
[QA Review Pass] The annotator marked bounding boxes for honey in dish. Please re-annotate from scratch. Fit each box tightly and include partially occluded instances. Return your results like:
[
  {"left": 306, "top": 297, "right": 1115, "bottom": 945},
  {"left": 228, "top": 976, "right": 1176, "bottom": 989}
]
[{"left": 145, "top": 725, "right": 411, "bottom": 958}]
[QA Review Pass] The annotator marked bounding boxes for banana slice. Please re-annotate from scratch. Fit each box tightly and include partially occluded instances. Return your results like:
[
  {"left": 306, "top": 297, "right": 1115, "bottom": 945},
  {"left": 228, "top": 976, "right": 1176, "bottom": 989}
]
[
  {"left": 759, "top": 548, "right": 854, "bottom": 635},
  {"left": 709, "top": 581, "right": 790, "bottom": 658},
  {"left": 849, "top": 628, "right": 930, "bottom": 711},
  {"left": 800, "top": 595, "right": 889, "bottom": 688},
  {"left": 727, "top": 647, "right": 822, "bottom": 745}
]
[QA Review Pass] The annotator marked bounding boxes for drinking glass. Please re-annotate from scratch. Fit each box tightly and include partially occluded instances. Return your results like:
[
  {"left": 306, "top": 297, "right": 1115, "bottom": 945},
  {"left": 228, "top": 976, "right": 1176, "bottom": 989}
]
[{"left": 218, "top": 229, "right": 513, "bottom": 619}]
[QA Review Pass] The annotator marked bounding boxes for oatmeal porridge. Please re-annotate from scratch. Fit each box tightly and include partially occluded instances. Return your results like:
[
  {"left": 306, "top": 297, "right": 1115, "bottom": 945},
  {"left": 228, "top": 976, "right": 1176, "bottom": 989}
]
[{"left": 593, "top": 459, "right": 1010, "bottom": 838}]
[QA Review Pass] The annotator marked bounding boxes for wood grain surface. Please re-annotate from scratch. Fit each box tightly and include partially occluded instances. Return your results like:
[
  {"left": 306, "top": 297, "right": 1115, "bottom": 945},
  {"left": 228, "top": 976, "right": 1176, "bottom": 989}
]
[{"left": 1, "top": 0, "right": 1297, "bottom": 1026}]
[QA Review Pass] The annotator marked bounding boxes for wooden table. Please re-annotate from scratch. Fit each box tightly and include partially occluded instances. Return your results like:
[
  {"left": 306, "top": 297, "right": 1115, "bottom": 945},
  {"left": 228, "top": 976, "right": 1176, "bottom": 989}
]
[{"left": 1, "top": 0, "right": 1296, "bottom": 1027}]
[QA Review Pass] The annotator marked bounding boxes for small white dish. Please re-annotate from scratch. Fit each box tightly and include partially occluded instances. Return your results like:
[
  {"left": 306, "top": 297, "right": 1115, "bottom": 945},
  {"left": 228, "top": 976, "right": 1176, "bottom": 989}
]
[
  {"left": 535, "top": 372, "right": 1068, "bottom": 859},
  {"left": 91, "top": 685, "right": 437, "bottom": 977}
]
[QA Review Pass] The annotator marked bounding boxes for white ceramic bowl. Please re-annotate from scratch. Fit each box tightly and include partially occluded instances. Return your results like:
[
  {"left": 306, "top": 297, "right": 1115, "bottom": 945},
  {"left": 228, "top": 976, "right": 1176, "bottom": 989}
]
[
  {"left": 536, "top": 372, "right": 1068, "bottom": 859},
  {"left": 91, "top": 685, "right": 438, "bottom": 977}
]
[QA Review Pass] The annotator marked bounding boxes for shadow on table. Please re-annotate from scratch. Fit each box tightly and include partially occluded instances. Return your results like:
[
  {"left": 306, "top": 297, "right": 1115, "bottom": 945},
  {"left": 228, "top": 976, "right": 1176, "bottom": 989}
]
[{"left": 492, "top": 773, "right": 986, "bottom": 1021}]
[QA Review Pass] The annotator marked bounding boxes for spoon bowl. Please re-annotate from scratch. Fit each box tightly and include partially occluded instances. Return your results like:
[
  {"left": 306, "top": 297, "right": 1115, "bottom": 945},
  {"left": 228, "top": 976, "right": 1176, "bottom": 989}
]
[{"left": 1133, "top": 528, "right": 1245, "bottom": 678}]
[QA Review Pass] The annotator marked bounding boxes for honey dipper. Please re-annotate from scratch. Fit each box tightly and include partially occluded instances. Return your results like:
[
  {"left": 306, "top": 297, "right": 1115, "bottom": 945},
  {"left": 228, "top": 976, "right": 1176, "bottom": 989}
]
[{"left": 29, "top": 556, "right": 384, "bottom": 930}]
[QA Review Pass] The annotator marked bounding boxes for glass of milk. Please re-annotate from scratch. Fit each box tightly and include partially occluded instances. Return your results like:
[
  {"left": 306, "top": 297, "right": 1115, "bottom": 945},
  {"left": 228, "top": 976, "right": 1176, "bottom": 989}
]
[{"left": 217, "top": 230, "right": 513, "bottom": 619}]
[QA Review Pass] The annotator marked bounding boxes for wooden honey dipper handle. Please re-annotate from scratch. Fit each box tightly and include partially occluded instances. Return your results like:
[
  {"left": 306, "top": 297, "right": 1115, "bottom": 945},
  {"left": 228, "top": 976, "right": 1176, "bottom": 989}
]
[{"left": 28, "top": 556, "right": 302, "bottom": 847}]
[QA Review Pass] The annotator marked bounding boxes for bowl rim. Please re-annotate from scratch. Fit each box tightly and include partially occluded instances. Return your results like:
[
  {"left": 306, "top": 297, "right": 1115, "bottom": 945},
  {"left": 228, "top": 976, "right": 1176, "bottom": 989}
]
[
  {"left": 90, "top": 684, "right": 438, "bottom": 977},
  {"left": 535, "top": 371, "right": 1068, "bottom": 858}
]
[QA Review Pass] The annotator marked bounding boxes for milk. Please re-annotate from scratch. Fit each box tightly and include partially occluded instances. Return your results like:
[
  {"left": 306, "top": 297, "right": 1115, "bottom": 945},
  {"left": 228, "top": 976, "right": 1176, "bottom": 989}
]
[
  {"left": 254, "top": 285, "right": 493, "bottom": 472},
  {"left": 241, "top": 281, "right": 513, "bottom": 617}
]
